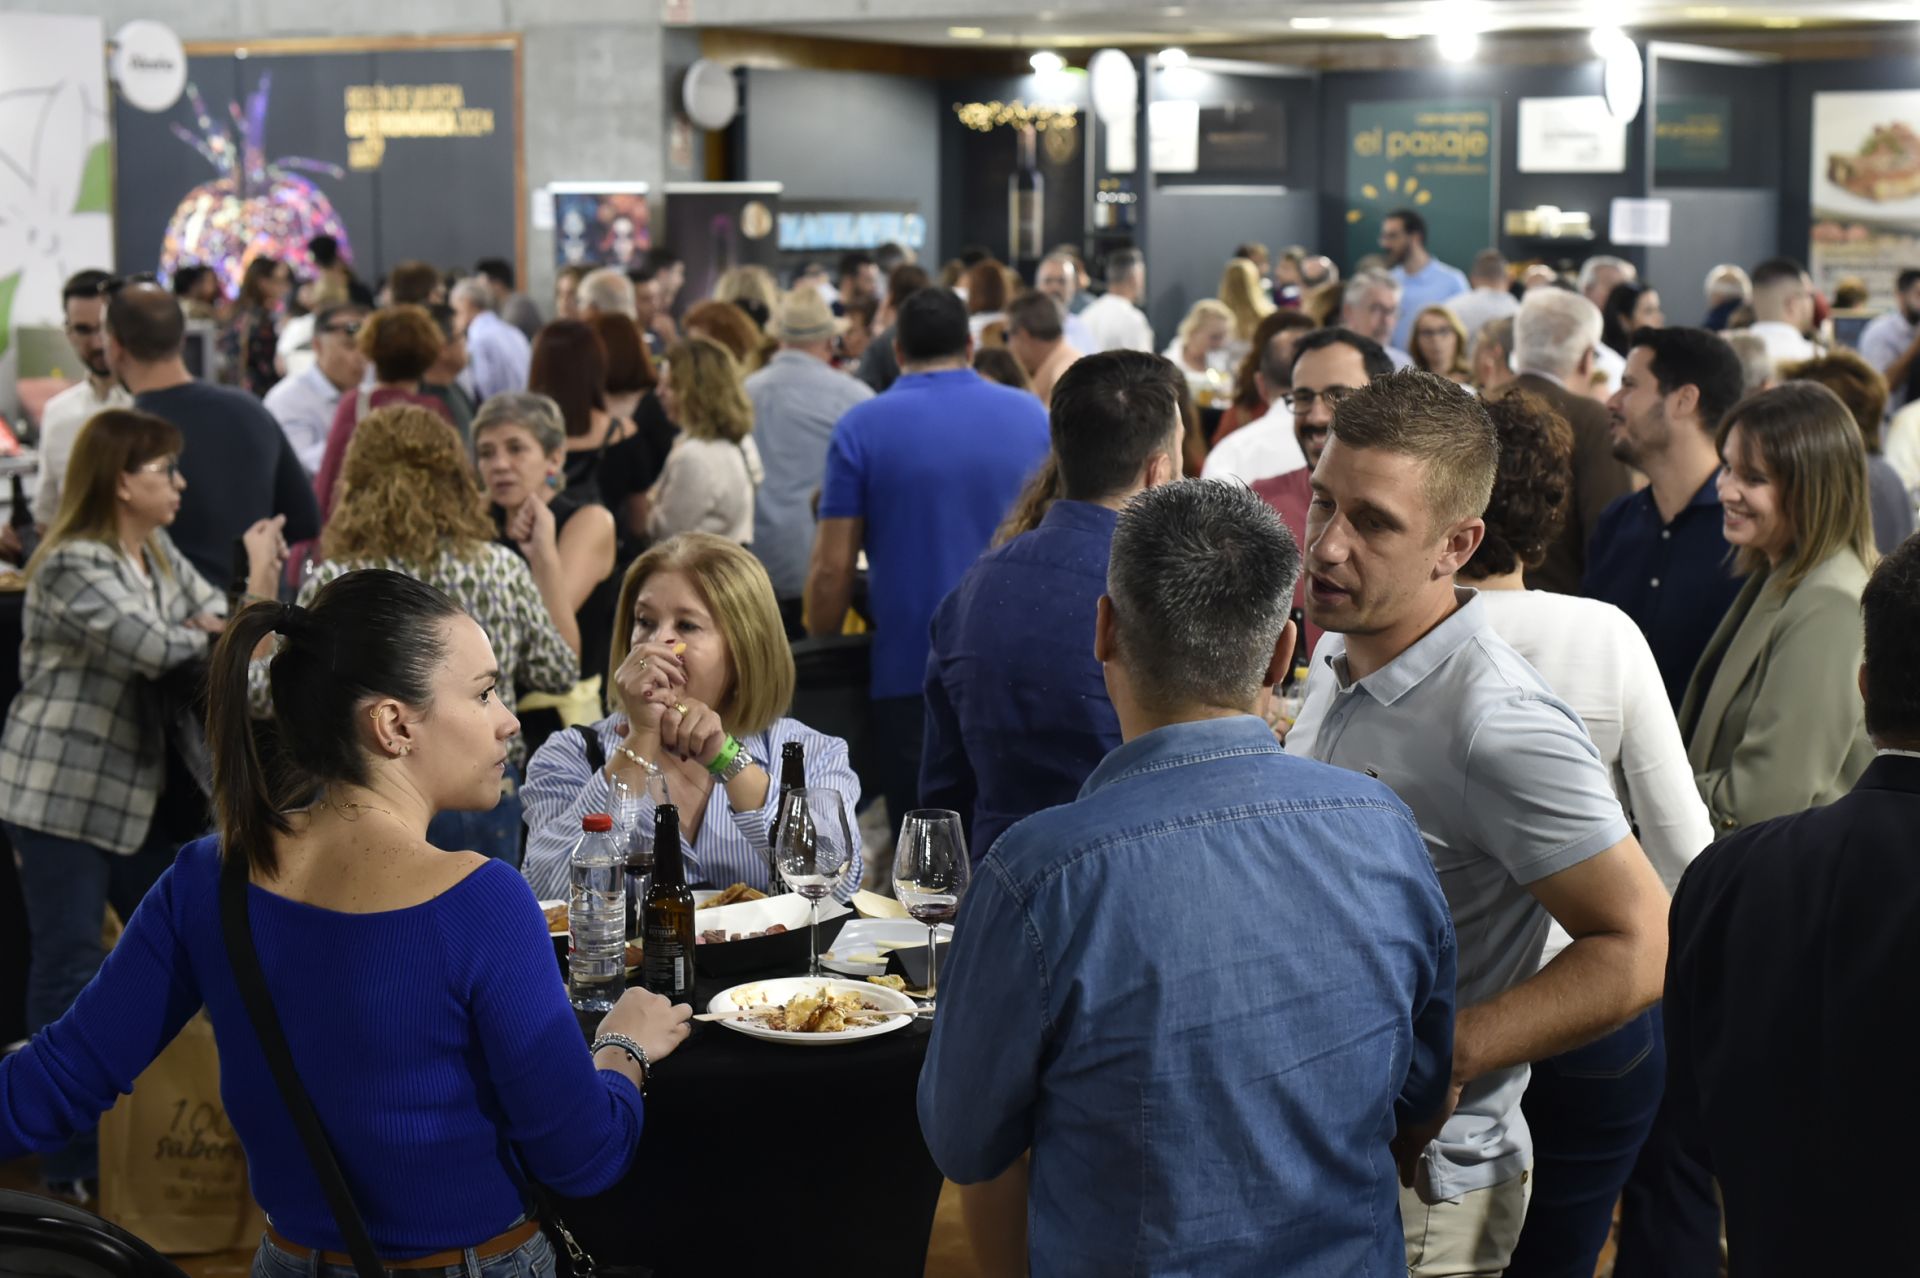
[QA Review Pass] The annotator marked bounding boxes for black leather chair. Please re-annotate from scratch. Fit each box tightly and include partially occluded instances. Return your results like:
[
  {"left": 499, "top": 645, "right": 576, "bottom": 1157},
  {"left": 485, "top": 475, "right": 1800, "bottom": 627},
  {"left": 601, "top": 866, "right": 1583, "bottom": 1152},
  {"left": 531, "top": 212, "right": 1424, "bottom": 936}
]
[
  {"left": 0, "top": 1189, "right": 190, "bottom": 1277},
  {"left": 788, "top": 633, "right": 874, "bottom": 804}
]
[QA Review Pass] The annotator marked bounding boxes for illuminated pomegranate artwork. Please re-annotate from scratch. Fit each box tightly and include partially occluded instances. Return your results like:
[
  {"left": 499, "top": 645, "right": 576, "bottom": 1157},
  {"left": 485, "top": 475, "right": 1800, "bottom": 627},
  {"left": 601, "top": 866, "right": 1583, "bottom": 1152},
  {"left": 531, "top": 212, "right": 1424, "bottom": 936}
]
[{"left": 160, "top": 73, "right": 352, "bottom": 293}]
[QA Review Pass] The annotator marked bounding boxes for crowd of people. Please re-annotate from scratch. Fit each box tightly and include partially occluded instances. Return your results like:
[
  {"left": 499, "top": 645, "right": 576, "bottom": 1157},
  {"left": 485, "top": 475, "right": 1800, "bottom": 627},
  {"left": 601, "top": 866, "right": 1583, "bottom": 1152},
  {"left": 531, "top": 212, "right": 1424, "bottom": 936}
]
[{"left": 0, "top": 213, "right": 1916, "bottom": 1278}]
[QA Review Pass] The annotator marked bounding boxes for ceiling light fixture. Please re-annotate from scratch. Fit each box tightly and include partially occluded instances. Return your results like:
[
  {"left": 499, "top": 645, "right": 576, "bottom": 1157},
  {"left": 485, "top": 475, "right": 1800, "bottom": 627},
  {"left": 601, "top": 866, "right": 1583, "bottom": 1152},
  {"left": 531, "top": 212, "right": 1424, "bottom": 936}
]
[
  {"left": 1158, "top": 47, "right": 1189, "bottom": 66},
  {"left": 1030, "top": 50, "right": 1067, "bottom": 74},
  {"left": 1437, "top": 28, "right": 1480, "bottom": 61},
  {"left": 1290, "top": 16, "right": 1335, "bottom": 29},
  {"left": 948, "top": 26, "right": 985, "bottom": 38}
]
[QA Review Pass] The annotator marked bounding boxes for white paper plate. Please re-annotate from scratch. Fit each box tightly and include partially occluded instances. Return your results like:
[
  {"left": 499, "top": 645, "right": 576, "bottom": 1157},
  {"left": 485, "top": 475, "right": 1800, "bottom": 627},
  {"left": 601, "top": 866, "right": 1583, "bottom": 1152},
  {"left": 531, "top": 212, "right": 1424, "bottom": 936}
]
[
  {"left": 707, "top": 977, "right": 918, "bottom": 1047},
  {"left": 820, "top": 919, "right": 955, "bottom": 977}
]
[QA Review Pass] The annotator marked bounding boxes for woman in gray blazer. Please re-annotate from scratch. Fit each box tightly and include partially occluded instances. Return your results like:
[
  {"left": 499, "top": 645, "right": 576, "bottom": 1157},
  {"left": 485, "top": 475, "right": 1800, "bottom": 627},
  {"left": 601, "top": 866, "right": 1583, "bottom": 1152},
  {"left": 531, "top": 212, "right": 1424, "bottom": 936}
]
[
  {"left": 1679, "top": 382, "right": 1879, "bottom": 836},
  {"left": 0, "top": 408, "right": 283, "bottom": 1194}
]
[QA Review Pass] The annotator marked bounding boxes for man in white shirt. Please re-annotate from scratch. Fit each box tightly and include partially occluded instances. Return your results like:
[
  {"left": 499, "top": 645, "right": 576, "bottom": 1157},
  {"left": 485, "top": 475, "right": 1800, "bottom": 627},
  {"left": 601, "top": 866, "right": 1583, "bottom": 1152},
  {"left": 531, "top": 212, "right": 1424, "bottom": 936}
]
[
  {"left": 1078, "top": 249, "right": 1155, "bottom": 354},
  {"left": 1745, "top": 257, "right": 1820, "bottom": 370},
  {"left": 262, "top": 303, "right": 369, "bottom": 477},
  {"left": 1203, "top": 326, "right": 1391, "bottom": 486},
  {"left": 1447, "top": 250, "right": 1521, "bottom": 343},
  {"left": 1035, "top": 252, "right": 1096, "bottom": 353},
  {"left": 32, "top": 269, "right": 133, "bottom": 528},
  {"left": 451, "top": 276, "right": 532, "bottom": 403},
  {"left": 1341, "top": 271, "right": 1415, "bottom": 370},
  {"left": 1578, "top": 255, "right": 1636, "bottom": 396}
]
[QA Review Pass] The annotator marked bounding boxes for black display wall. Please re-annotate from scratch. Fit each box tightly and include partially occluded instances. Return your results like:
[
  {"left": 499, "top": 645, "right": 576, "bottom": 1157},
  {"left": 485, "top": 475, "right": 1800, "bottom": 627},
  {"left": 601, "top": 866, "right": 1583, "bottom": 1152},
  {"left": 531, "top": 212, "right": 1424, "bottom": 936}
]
[
  {"left": 114, "top": 43, "right": 519, "bottom": 291},
  {"left": 938, "top": 73, "right": 1090, "bottom": 269}
]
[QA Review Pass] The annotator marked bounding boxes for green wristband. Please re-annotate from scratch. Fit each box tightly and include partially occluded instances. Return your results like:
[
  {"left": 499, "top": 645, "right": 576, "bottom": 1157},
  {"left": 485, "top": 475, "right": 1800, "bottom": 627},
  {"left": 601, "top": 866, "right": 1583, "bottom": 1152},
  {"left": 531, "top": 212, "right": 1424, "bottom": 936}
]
[{"left": 706, "top": 734, "right": 742, "bottom": 777}]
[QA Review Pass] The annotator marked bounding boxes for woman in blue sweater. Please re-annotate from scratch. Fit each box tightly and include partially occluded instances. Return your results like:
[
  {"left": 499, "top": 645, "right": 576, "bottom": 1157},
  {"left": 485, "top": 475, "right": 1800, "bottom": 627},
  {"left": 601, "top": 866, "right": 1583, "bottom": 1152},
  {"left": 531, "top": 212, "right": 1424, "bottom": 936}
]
[{"left": 0, "top": 569, "right": 691, "bottom": 1276}]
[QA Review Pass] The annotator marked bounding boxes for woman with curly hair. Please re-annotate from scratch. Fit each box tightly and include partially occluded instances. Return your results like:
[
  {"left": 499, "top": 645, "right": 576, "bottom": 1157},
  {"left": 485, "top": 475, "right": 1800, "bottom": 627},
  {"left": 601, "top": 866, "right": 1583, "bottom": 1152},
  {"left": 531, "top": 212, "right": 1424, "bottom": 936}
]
[
  {"left": 290, "top": 404, "right": 578, "bottom": 863},
  {"left": 683, "top": 299, "right": 774, "bottom": 374},
  {"left": 1456, "top": 388, "right": 1710, "bottom": 1278},
  {"left": 647, "top": 336, "right": 763, "bottom": 545}
]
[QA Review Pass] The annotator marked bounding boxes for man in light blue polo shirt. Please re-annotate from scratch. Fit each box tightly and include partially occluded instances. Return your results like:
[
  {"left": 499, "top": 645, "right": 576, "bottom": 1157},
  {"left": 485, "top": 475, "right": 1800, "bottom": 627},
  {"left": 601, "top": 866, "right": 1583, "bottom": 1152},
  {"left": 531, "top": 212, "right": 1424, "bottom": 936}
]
[
  {"left": 1287, "top": 369, "right": 1670, "bottom": 1277},
  {"left": 1384, "top": 208, "right": 1470, "bottom": 352}
]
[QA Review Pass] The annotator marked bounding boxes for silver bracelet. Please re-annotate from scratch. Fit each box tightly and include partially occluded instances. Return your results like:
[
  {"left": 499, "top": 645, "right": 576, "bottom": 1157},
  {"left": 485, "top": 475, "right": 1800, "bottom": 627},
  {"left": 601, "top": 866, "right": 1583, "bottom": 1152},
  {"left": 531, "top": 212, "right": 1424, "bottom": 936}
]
[
  {"left": 712, "top": 745, "right": 756, "bottom": 786},
  {"left": 591, "top": 1032, "right": 650, "bottom": 1093}
]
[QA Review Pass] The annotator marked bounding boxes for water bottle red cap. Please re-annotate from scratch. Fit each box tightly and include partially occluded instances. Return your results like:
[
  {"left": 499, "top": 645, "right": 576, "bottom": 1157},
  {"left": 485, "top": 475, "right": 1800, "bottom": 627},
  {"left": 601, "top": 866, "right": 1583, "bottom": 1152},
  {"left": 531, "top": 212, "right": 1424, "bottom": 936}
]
[{"left": 582, "top": 813, "right": 613, "bottom": 832}]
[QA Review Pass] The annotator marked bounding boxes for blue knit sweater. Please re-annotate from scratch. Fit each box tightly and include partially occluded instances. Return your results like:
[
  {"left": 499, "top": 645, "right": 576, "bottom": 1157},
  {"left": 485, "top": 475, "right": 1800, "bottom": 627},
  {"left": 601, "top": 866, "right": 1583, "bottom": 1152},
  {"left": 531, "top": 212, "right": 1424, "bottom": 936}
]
[{"left": 0, "top": 836, "right": 643, "bottom": 1257}]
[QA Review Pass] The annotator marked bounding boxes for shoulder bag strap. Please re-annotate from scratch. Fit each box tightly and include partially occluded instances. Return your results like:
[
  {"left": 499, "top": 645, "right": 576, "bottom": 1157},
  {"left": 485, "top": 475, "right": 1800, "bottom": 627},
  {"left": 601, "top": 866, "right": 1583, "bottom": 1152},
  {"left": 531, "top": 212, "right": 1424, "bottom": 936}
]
[
  {"left": 217, "top": 853, "right": 386, "bottom": 1278},
  {"left": 574, "top": 723, "right": 607, "bottom": 775}
]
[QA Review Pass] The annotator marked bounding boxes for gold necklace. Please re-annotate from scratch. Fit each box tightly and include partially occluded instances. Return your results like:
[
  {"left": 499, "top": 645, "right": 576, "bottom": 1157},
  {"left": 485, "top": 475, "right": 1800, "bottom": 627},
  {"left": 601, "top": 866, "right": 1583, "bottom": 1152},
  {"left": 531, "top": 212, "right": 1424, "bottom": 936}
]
[{"left": 337, "top": 800, "right": 397, "bottom": 820}]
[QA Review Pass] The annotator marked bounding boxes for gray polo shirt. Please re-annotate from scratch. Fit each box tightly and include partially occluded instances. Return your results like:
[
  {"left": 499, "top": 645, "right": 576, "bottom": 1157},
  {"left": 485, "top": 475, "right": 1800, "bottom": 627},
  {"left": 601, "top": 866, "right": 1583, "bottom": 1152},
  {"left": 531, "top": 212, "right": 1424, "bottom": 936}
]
[
  {"left": 745, "top": 350, "right": 874, "bottom": 598},
  {"left": 1288, "top": 588, "right": 1629, "bottom": 1200}
]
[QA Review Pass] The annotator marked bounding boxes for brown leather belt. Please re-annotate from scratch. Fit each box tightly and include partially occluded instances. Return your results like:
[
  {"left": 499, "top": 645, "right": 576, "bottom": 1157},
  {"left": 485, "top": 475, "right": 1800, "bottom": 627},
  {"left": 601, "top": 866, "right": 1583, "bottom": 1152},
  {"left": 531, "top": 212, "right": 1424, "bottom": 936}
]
[{"left": 267, "top": 1218, "right": 542, "bottom": 1271}]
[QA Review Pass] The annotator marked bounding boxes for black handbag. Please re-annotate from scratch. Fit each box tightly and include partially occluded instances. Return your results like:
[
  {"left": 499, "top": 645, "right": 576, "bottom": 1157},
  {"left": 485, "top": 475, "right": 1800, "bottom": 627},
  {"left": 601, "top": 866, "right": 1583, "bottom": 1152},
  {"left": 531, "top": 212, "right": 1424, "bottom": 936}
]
[{"left": 216, "top": 852, "right": 641, "bottom": 1277}]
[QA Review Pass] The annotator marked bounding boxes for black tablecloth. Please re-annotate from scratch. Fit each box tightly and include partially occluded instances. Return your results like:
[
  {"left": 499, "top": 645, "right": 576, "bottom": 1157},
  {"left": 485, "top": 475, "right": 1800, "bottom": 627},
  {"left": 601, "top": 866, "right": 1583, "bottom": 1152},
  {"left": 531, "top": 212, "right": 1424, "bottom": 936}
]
[{"left": 558, "top": 964, "right": 943, "bottom": 1277}]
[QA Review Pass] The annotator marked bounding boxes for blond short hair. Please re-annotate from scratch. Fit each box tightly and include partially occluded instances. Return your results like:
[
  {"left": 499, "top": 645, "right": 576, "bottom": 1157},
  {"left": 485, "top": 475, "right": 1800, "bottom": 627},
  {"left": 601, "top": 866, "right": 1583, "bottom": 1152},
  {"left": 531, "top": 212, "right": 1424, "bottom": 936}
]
[{"left": 610, "top": 534, "right": 795, "bottom": 735}]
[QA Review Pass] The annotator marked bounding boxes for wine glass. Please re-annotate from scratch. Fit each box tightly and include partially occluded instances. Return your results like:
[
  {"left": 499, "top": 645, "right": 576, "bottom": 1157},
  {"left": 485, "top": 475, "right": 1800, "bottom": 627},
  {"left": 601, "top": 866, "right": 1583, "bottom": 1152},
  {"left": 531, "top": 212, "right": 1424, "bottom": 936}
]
[
  {"left": 776, "top": 786, "right": 854, "bottom": 977},
  {"left": 893, "top": 810, "right": 970, "bottom": 996}
]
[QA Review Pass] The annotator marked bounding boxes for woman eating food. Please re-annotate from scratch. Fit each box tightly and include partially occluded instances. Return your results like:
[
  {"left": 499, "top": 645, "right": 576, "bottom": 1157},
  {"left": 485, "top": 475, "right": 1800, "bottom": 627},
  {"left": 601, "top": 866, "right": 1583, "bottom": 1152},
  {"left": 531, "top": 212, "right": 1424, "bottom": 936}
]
[{"left": 520, "top": 533, "right": 862, "bottom": 901}]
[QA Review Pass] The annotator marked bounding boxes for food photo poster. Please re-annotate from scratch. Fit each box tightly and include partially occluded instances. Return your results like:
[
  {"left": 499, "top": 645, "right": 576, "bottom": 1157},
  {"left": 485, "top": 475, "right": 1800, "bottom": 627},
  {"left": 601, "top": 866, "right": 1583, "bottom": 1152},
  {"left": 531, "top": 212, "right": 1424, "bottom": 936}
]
[{"left": 1811, "top": 90, "right": 1920, "bottom": 305}]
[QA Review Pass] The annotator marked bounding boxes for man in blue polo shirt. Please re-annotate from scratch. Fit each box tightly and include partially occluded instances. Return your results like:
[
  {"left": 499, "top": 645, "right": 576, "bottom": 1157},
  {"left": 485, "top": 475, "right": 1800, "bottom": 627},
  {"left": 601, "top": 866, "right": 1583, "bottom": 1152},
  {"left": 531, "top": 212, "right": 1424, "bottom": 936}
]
[
  {"left": 1584, "top": 327, "right": 1749, "bottom": 707},
  {"left": 922, "top": 350, "right": 1184, "bottom": 863},
  {"left": 1384, "top": 208, "right": 1469, "bottom": 352},
  {"left": 807, "top": 287, "right": 1050, "bottom": 834}
]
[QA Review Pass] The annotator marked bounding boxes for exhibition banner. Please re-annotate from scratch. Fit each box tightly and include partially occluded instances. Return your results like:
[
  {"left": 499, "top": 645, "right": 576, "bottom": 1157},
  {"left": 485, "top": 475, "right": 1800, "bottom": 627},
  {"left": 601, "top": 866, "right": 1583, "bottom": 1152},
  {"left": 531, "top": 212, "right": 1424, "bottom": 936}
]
[
  {"left": 1810, "top": 91, "right": 1920, "bottom": 305},
  {"left": 662, "top": 183, "right": 781, "bottom": 305},
  {"left": 1346, "top": 99, "right": 1497, "bottom": 271},
  {"left": 1654, "top": 96, "right": 1732, "bottom": 174},
  {"left": 113, "top": 42, "right": 518, "bottom": 293}
]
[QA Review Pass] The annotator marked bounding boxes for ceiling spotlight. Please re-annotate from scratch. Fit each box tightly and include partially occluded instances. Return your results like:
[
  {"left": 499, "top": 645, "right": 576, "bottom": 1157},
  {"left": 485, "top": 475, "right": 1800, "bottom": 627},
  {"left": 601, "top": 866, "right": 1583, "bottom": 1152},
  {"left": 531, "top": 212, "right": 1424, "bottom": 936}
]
[
  {"left": 948, "top": 26, "right": 985, "bottom": 38},
  {"left": 1290, "top": 16, "right": 1335, "bottom": 29},
  {"left": 1158, "top": 47, "right": 1189, "bottom": 66},
  {"left": 1030, "top": 50, "right": 1067, "bottom": 74},
  {"left": 1437, "top": 28, "right": 1480, "bottom": 61}
]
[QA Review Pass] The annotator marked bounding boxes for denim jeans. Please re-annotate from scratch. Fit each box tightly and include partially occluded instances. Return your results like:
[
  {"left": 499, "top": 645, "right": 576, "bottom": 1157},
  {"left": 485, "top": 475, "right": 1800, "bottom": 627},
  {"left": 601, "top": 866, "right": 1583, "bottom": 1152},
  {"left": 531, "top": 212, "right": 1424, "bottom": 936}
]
[
  {"left": 1505, "top": 1007, "right": 1666, "bottom": 1278},
  {"left": 426, "top": 763, "right": 523, "bottom": 867},
  {"left": 251, "top": 1229, "right": 556, "bottom": 1278},
  {"left": 5, "top": 820, "right": 178, "bottom": 1181}
]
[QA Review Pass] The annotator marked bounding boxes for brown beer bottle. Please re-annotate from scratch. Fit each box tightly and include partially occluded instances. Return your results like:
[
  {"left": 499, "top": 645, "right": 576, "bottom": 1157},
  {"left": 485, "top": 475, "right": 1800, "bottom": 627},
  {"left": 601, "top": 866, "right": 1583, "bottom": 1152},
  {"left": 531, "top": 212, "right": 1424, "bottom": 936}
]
[{"left": 641, "top": 804, "right": 695, "bottom": 1000}]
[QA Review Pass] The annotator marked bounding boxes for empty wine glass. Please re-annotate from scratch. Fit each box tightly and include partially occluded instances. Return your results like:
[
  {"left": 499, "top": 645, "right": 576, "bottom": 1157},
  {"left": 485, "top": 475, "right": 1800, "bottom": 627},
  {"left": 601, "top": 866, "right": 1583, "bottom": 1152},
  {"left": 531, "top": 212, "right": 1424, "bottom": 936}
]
[
  {"left": 893, "top": 810, "right": 969, "bottom": 995},
  {"left": 776, "top": 786, "right": 854, "bottom": 977}
]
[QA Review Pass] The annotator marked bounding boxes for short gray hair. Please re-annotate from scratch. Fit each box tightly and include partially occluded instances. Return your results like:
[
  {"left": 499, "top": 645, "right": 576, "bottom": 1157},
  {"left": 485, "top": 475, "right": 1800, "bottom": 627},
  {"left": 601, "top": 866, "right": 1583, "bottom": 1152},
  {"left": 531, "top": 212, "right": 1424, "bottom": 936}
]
[
  {"left": 1514, "top": 289, "right": 1603, "bottom": 379},
  {"left": 1107, "top": 480, "right": 1301, "bottom": 711},
  {"left": 1342, "top": 269, "right": 1399, "bottom": 312},
  {"left": 450, "top": 277, "right": 495, "bottom": 313},
  {"left": 1722, "top": 332, "right": 1776, "bottom": 394},
  {"left": 579, "top": 267, "right": 637, "bottom": 318},
  {"left": 1576, "top": 254, "right": 1636, "bottom": 296},
  {"left": 472, "top": 391, "right": 567, "bottom": 456}
]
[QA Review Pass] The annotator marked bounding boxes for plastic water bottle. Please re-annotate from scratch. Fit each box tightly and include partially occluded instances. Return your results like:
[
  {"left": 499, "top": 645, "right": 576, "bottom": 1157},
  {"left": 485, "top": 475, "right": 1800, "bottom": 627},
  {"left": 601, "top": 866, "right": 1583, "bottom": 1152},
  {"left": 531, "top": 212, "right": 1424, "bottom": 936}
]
[{"left": 569, "top": 813, "right": 626, "bottom": 1011}]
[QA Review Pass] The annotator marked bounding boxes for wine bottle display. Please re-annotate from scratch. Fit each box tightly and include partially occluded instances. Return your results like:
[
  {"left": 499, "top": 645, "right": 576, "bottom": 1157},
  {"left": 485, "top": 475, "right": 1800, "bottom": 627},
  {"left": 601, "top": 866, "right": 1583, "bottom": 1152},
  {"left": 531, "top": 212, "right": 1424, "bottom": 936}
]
[{"left": 642, "top": 803, "right": 695, "bottom": 1000}]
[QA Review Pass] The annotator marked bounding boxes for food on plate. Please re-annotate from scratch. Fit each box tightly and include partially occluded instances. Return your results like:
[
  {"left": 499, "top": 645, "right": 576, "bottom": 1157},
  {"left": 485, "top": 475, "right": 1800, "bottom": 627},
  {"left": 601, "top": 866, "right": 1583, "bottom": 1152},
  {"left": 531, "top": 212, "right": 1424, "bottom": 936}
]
[
  {"left": 699, "top": 882, "right": 767, "bottom": 910},
  {"left": 1829, "top": 123, "right": 1920, "bottom": 202},
  {"left": 724, "top": 984, "right": 892, "bottom": 1033},
  {"left": 695, "top": 922, "right": 789, "bottom": 945},
  {"left": 867, "top": 974, "right": 908, "bottom": 992},
  {"left": 543, "top": 902, "right": 569, "bottom": 933}
]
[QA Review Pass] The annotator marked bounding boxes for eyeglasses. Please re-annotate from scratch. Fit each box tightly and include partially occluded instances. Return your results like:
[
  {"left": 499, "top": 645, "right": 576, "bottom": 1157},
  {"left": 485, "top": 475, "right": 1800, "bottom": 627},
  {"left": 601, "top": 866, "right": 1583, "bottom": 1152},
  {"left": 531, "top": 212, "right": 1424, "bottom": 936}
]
[
  {"left": 130, "top": 458, "right": 181, "bottom": 479},
  {"left": 96, "top": 272, "right": 158, "bottom": 298},
  {"left": 320, "top": 321, "right": 364, "bottom": 338},
  {"left": 1284, "top": 386, "right": 1361, "bottom": 414}
]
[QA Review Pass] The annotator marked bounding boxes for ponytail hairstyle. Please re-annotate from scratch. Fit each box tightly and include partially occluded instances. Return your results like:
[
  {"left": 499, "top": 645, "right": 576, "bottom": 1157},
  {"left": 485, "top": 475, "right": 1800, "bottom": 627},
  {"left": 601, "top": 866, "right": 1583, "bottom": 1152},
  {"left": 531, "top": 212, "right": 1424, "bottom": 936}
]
[{"left": 206, "top": 569, "right": 466, "bottom": 875}]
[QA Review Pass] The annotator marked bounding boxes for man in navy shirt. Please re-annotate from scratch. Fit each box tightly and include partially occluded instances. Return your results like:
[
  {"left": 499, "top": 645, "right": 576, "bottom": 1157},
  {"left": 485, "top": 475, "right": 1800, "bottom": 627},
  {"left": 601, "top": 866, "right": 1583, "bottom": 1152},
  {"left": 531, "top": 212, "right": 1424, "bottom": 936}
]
[
  {"left": 919, "top": 481, "right": 1456, "bottom": 1276},
  {"left": 807, "top": 288, "right": 1049, "bottom": 835},
  {"left": 922, "top": 351, "right": 1184, "bottom": 862},
  {"left": 1584, "top": 326, "right": 1748, "bottom": 708}
]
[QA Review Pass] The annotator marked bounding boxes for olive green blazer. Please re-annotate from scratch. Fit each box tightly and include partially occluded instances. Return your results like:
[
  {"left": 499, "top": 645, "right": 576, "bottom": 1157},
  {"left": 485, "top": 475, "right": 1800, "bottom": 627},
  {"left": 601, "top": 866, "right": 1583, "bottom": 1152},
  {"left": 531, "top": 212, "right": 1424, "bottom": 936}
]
[{"left": 1677, "top": 549, "right": 1875, "bottom": 836}]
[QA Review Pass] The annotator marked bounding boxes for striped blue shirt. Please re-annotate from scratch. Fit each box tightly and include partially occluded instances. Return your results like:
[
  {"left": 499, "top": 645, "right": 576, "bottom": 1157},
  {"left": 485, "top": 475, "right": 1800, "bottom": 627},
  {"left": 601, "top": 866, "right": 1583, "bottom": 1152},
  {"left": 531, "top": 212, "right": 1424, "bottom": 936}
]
[{"left": 519, "top": 713, "right": 863, "bottom": 902}]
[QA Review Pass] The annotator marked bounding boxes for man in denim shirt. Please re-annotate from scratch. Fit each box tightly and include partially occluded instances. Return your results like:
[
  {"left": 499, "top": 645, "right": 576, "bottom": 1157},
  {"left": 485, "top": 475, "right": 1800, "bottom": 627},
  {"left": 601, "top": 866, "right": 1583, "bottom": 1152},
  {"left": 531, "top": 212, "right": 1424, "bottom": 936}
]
[
  {"left": 919, "top": 482, "right": 1458, "bottom": 1276},
  {"left": 1288, "top": 371, "right": 1671, "bottom": 1276}
]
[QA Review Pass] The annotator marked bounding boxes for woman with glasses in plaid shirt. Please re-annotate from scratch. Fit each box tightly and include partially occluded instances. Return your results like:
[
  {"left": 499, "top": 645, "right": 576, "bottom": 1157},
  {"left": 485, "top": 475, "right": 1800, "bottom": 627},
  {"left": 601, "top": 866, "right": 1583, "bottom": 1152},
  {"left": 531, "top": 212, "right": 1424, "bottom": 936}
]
[{"left": 0, "top": 408, "right": 285, "bottom": 1199}]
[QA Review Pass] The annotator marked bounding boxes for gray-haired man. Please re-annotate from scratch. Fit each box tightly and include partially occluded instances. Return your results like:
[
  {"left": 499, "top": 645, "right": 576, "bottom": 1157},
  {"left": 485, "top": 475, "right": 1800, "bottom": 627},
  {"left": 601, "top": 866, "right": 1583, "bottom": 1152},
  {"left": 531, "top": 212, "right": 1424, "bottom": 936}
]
[
  {"left": 450, "top": 275, "right": 530, "bottom": 402},
  {"left": 921, "top": 479, "right": 1457, "bottom": 1276}
]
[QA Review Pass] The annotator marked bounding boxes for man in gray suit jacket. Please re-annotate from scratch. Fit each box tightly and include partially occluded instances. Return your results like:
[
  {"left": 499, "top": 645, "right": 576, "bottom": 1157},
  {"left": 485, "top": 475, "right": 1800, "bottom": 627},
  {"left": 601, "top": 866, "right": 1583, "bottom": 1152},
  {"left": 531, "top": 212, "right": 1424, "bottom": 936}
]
[{"left": 1509, "top": 289, "right": 1634, "bottom": 594}]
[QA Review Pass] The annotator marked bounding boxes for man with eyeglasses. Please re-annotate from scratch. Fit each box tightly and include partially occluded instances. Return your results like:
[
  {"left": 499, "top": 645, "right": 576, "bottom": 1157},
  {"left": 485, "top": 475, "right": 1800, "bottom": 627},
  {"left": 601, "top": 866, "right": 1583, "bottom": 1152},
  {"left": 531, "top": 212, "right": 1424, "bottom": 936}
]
[
  {"left": 31, "top": 270, "right": 133, "bottom": 529},
  {"left": 262, "top": 303, "right": 370, "bottom": 477},
  {"left": 1342, "top": 270, "right": 1417, "bottom": 370},
  {"left": 1245, "top": 327, "right": 1395, "bottom": 664}
]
